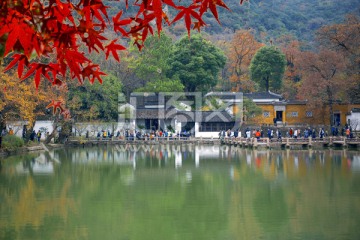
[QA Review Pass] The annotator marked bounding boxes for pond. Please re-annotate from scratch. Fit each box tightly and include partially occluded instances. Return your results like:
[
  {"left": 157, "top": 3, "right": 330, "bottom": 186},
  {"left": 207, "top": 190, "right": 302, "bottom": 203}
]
[{"left": 1, "top": 144, "right": 360, "bottom": 240}]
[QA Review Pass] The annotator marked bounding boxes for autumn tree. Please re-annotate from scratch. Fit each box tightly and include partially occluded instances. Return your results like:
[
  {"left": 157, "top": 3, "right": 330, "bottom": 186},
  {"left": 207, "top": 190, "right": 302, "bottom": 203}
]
[
  {"left": 168, "top": 34, "right": 226, "bottom": 92},
  {"left": 0, "top": 67, "right": 66, "bottom": 141},
  {"left": 317, "top": 14, "right": 360, "bottom": 103},
  {"left": 278, "top": 37, "right": 303, "bottom": 99},
  {"left": 298, "top": 49, "right": 349, "bottom": 125},
  {"left": 226, "top": 30, "right": 264, "bottom": 92},
  {"left": 0, "top": 69, "right": 47, "bottom": 124}
]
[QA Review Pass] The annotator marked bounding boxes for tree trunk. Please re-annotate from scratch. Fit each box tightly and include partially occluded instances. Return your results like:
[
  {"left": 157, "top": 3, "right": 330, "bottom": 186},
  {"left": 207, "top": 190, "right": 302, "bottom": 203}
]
[
  {"left": 265, "top": 76, "right": 269, "bottom": 92},
  {"left": 0, "top": 114, "right": 4, "bottom": 148},
  {"left": 327, "top": 86, "right": 334, "bottom": 126},
  {"left": 58, "top": 121, "right": 73, "bottom": 144},
  {"left": 45, "top": 117, "right": 59, "bottom": 144}
]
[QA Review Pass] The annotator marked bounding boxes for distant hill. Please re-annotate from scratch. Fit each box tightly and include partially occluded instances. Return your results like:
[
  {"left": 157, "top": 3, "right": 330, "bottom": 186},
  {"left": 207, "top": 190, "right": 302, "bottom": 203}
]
[
  {"left": 105, "top": 0, "right": 359, "bottom": 44},
  {"left": 199, "top": 0, "right": 360, "bottom": 43}
]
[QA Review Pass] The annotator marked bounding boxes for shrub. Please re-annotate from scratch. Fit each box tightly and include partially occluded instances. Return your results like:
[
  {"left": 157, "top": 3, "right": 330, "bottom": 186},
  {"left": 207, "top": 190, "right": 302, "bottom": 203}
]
[{"left": 2, "top": 135, "right": 25, "bottom": 150}]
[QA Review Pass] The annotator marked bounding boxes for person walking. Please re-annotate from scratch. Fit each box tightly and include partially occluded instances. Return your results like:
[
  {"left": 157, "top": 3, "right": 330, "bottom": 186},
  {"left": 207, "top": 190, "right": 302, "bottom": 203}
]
[
  {"left": 37, "top": 130, "right": 41, "bottom": 143},
  {"left": 255, "top": 129, "right": 261, "bottom": 140},
  {"left": 346, "top": 128, "right": 350, "bottom": 138},
  {"left": 319, "top": 128, "right": 325, "bottom": 139}
]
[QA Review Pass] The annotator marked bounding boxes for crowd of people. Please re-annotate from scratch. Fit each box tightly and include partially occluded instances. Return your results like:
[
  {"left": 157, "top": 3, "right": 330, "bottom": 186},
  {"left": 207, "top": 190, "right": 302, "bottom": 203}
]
[
  {"left": 219, "top": 125, "right": 355, "bottom": 141},
  {"left": 1, "top": 124, "right": 356, "bottom": 146},
  {"left": 1, "top": 127, "right": 49, "bottom": 143}
]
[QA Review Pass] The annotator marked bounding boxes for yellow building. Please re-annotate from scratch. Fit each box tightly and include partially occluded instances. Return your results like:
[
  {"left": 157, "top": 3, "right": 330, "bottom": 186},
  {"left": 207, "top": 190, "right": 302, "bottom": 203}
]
[{"left": 244, "top": 91, "right": 360, "bottom": 126}]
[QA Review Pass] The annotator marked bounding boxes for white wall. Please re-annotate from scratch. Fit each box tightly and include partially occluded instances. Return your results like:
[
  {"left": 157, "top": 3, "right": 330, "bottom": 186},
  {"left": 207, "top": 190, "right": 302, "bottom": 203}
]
[
  {"left": 7, "top": 120, "right": 54, "bottom": 139},
  {"left": 195, "top": 131, "right": 220, "bottom": 138}
]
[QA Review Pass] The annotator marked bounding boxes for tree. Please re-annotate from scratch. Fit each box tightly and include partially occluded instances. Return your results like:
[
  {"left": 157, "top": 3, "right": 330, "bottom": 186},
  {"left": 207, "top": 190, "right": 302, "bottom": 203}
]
[
  {"left": 67, "top": 74, "right": 122, "bottom": 121},
  {"left": 249, "top": 46, "right": 286, "bottom": 92},
  {"left": 128, "top": 33, "right": 174, "bottom": 84},
  {"left": 298, "top": 49, "right": 349, "bottom": 125},
  {"left": 127, "top": 32, "right": 185, "bottom": 92},
  {"left": 226, "top": 30, "right": 264, "bottom": 92},
  {"left": 0, "top": 0, "right": 246, "bottom": 114},
  {"left": 317, "top": 15, "right": 360, "bottom": 103},
  {"left": 278, "top": 36, "right": 303, "bottom": 99},
  {"left": 243, "top": 97, "right": 262, "bottom": 120},
  {"left": 0, "top": 68, "right": 55, "bottom": 127},
  {"left": 0, "top": 67, "right": 68, "bottom": 143},
  {"left": 168, "top": 34, "right": 226, "bottom": 92},
  {"left": 317, "top": 15, "right": 360, "bottom": 67}
]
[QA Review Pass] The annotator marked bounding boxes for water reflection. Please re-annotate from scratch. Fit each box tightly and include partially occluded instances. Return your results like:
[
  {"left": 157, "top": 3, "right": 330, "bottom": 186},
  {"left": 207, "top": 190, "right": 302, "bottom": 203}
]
[
  {"left": 15, "top": 152, "right": 54, "bottom": 175},
  {"left": 52, "top": 145, "right": 360, "bottom": 175},
  {"left": 2, "top": 145, "right": 360, "bottom": 183},
  {"left": 0, "top": 145, "right": 360, "bottom": 240}
]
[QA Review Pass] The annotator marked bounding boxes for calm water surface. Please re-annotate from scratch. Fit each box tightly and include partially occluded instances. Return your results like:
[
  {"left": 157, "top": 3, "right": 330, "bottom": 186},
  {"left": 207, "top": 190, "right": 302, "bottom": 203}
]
[{"left": 1, "top": 144, "right": 360, "bottom": 240}]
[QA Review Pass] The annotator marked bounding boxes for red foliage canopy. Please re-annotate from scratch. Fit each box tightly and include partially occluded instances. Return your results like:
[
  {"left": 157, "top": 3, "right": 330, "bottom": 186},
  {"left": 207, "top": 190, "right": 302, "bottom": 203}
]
[{"left": 0, "top": 0, "right": 246, "bottom": 115}]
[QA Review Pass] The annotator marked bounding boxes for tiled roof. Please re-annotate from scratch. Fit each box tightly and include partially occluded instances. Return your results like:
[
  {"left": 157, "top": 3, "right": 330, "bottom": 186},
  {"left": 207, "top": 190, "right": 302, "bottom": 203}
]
[
  {"left": 243, "top": 91, "right": 282, "bottom": 100},
  {"left": 285, "top": 100, "right": 307, "bottom": 104},
  {"left": 204, "top": 92, "right": 242, "bottom": 100}
]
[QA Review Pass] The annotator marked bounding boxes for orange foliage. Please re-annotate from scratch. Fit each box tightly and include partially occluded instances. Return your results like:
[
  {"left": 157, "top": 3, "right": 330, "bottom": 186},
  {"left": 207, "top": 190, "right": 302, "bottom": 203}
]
[
  {"left": 0, "top": 68, "right": 65, "bottom": 126},
  {"left": 278, "top": 36, "right": 303, "bottom": 99},
  {"left": 298, "top": 49, "right": 351, "bottom": 123},
  {"left": 226, "top": 30, "right": 264, "bottom": 92}
]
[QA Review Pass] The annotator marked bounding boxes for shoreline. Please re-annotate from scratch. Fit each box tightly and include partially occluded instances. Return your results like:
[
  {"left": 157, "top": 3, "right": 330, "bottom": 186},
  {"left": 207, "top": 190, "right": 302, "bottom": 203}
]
[
  {"left": 0, "top": 143, "right": 64, "bottom": 158},
  {"left": 1, "top": 136, "right": 359, "bottom": 158}
]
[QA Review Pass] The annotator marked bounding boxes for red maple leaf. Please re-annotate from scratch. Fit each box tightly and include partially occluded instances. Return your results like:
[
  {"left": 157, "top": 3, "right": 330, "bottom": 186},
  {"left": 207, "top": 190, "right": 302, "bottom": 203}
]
[
  {"left": 128, "top": 14, "right": 156, "bottom": 49},
  {"left": 81, "top": 64, "right": 106, "bottom": 84},
  {"left": 1, "top": 18, "right": 36, "bottom": 58},
  {"left": 46, "top": 100, "right": 65, "bottom": 114},
  {"left": 197, "top": 0, "right": 229, "bottom": 24},
  {"left": 21, "top": 63, "right": 59, "bottom": 89},
  {"left": 149, "top": 0, "right": 164, "bottom": 34},
  {"left": 4, "top": 54, "right": 29, "bottom": 78},
  {"left": 59, "top": 49, "right": 91, "bottom": 83},
  {"left": 113, "top": 10, "right": 132, "bottom": 37},
  {"left": 81, "top": 0, "right": 109, "bottom": 26},
  {"left": 171, "top": 5, "right": 202, "bottom": 36},
  {"left": 78, "top": 19, "right": 107, "bottom": 53},
  {"left": 139, "top": 0, "right": 175, "bottom": 35},
  {"left": 105, "top": 39, "right": 126, "bottom": 62},
  {"left": 48, "top": 0, "right": 75, "bottom": 25}
]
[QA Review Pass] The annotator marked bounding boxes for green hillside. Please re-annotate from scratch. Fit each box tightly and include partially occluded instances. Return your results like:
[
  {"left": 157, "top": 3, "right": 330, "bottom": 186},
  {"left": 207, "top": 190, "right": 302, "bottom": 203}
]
[
  {"left": 201, "top": 0, "right": 359, "bottom": 42},
  {"left": 108, "top": 0, "right": 359, "bottom": 43}
]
